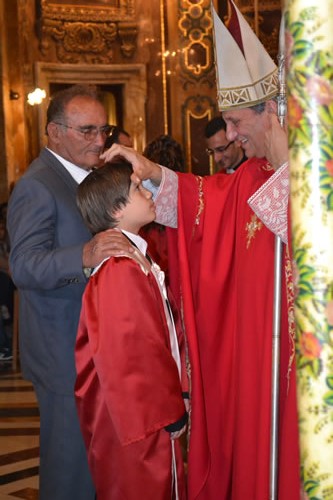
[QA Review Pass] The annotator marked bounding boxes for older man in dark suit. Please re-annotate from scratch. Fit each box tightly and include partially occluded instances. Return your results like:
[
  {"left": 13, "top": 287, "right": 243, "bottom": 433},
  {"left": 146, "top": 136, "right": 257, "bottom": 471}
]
[{"left": 7, "top": 85, "right": 130, "bottom": 500}]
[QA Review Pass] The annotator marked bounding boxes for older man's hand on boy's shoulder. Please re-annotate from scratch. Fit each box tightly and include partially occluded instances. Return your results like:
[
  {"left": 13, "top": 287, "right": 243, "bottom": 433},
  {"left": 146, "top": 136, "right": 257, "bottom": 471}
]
[{"left": 82, "top": 228, "right": 134, "bottom": 269}]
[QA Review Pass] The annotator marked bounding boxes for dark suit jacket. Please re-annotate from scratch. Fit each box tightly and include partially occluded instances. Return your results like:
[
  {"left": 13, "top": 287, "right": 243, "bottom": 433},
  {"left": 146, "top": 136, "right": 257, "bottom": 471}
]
[{"left": 7, "top": 148, "right": 92, "bottom": 395}]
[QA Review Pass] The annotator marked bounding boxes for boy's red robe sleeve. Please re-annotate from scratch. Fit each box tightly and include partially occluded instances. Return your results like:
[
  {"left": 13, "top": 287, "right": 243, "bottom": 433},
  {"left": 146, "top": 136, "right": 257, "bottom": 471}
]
[{"left": 75, "top": 257, "right": 186, "bottom": 446}]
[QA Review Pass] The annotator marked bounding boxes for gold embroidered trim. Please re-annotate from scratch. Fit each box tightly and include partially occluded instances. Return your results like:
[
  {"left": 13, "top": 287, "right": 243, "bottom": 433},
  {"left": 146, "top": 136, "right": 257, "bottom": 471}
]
[
  {"left": 217, "top": 71, "right": 278, "bottom": 110},
  {"left": 246, "top": 213, "right": 263, "bottom": 248},
  {"left": 195, "top": 176, "right": 204, "bottom": 226},
  {"left": 261, "top": 162, "right": 274, "bottom": 172},
  {"left": 284, "top": 245, "right": 296, "bottom": 391}
]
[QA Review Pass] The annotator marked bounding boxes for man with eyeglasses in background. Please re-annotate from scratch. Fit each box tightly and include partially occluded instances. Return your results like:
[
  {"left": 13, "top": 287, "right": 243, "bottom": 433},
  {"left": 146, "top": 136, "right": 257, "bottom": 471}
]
[
  {"left": 7, "top": 84, "right": 132, "bottom": 500},
  {"left": 204, "top": 116, "right": 246, "bottom": 174}
]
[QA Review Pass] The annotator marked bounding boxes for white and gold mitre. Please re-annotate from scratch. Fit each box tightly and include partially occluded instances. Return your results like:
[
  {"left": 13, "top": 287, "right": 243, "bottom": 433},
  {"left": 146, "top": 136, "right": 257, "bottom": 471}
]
[{"left": 211, "top": 0, "right": 278, "bottom": 111}]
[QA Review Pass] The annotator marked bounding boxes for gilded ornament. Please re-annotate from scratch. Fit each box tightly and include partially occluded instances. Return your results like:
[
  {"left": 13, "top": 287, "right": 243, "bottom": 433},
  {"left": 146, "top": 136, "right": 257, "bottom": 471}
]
[
  {"left": 39, "top": 0, "right": 137, "bottom": 62},
  {"left": 246, "top": 213, "right": 263, "bottom": 249}
]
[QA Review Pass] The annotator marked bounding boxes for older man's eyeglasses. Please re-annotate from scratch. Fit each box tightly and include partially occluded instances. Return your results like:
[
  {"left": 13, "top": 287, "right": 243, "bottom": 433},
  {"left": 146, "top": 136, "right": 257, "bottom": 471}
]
[
  {"left": 206, "top": 141, "right": 234, "bottom": 156},
  {"left": 54, "top": 122, "right": 113, "bottom": 141}
]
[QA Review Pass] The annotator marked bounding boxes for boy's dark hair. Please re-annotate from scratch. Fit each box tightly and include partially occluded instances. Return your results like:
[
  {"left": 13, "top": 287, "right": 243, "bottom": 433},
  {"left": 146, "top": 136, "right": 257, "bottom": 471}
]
[
  {"left": 204, "top": 116, "right": 227, "bottom": 139},
  {"left": 77, "top": 162, "right": 132, "bottom": 234}
]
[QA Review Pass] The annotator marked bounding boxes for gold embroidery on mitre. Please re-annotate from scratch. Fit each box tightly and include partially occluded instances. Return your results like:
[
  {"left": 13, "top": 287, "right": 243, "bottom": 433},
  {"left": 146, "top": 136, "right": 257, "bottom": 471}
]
[
  {"left": 217, "top": 71, "right": 278, "bottom": 111},
  {"left": 246, "top": 213, "right": 263, "bottom": 248}
]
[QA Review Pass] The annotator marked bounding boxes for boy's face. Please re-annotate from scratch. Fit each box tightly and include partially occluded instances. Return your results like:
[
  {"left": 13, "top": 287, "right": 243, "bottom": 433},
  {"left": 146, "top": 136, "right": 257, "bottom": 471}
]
[{"left": 116, "top": 179, "right": 156, "bottom": 234}]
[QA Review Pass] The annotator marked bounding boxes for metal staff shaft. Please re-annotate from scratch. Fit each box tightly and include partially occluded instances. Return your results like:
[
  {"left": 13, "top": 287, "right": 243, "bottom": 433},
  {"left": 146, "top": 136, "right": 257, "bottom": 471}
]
[
  {"left": 270, "top": 235, "right": 283, "bottom": 499},
  {"left": 269, "top": 12, "right": 287, "bottom": 499}
]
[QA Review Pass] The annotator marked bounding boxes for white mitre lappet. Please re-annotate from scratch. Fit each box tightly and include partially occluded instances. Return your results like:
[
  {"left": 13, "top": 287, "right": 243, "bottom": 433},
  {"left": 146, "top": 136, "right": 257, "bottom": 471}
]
[{"left": 211, "top": 0, "right": 278, "bottom": 111}]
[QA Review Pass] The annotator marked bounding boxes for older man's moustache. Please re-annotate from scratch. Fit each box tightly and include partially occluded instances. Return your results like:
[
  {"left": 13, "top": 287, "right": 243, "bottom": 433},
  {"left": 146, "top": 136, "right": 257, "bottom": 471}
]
[{"left": 88, "top": 148, "right": 104, "bottom": 156}]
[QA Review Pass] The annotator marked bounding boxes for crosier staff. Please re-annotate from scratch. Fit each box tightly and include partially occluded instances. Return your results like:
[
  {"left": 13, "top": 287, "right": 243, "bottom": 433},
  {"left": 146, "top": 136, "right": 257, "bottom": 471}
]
[{"left": 270, "top": 11, "right": 287, "bottom": 500}]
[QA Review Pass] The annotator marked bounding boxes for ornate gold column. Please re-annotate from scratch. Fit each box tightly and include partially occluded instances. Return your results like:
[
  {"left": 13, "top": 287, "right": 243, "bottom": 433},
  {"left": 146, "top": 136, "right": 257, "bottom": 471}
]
[{"left": 286, "top": 0, "right": 333, "bottom": 496}]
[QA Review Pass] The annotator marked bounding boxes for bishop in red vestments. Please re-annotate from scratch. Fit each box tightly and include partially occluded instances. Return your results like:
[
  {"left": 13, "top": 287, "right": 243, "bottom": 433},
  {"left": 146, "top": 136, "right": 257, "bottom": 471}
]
[{"left": 169, "top": 160, "right": 300, "bottom": 499}]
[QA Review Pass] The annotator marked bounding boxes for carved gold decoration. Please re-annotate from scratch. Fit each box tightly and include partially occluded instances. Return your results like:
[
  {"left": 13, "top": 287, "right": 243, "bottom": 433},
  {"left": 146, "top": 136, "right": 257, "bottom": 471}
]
[
  {"left": 40, "top": 1, "right": 135, "bottom": 22},
  {"left": 184, "top": 95, "right": 216, "bottom": 175},
  {"left": 184, "top": 39, "right": 211, "bottom": 76},
  {"left": 174, "top": 0, "right": 216, "bottom": 175},
  {"left": 39, "top": 0, "right": 137, "bottom": 62},
  {"left": 178, "top": 1, "right": 214, "bottom": 81},
  {"left": 117, "top": 22, "right": 138, "bottom": 58}
]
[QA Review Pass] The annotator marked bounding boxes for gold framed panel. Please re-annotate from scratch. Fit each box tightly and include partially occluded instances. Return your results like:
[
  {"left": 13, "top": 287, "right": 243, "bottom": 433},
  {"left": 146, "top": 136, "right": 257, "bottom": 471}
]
[
  {"left": 34, "top": 62, "right": 147, "bottom": 152},
  {"left": 184, "top": 101, "right": 216, "bottom": 176},
  {"left": 40, "top": 0, "right": 135, "bottom": 22}
]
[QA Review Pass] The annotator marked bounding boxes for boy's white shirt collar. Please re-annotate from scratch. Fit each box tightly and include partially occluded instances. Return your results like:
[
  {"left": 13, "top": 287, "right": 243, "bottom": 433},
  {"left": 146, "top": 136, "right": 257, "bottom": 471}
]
[
  {"left": 122, "top": 230, "right": 148, "bottom": 256},
  {"left": 92, "top": 230, "right": 147, "bottom": 275}
]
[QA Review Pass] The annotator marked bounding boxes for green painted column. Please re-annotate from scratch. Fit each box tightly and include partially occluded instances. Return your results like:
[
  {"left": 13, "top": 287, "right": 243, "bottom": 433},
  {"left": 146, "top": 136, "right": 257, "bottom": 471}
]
[{"left": 285, "top": 0, "right": 333, "bottom": 497}]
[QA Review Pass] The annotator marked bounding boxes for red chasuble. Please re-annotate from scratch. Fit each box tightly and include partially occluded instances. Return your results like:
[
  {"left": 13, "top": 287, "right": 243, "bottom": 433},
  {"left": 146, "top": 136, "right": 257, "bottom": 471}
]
[
  {"left": 170, "top": 158, "right": 300, "bottom": 499},
  {"left": 75, "top": 256, "right": 187, "bottom": 500}
]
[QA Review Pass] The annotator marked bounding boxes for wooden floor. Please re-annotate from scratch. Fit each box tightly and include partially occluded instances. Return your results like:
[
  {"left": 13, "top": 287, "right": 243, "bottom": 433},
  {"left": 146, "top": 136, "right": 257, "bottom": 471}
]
[{"left": 0, "top": 361, "right": 39, "bottom": 500}]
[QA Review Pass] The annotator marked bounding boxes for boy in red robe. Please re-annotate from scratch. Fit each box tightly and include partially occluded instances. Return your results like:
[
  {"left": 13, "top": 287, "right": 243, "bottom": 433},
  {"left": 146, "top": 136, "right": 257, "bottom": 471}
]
[{"left": 75, "top": 162, "right": 189, "bottom": 500}]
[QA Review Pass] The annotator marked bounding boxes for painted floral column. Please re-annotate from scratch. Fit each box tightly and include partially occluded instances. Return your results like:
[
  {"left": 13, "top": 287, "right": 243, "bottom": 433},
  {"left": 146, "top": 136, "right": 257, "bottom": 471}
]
[{"left": 285, "top": 0, "right": 333, "bottom": 497}]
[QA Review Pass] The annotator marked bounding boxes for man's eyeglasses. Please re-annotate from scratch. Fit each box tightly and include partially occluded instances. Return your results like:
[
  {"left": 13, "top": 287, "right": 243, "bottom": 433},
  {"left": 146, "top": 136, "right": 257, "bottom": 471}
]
[
  {"left": 206, "top": 141, "right": 234, "bottom": 156},
  {"left": 54, "top": 122, "right": 113, "bottom": 141}
]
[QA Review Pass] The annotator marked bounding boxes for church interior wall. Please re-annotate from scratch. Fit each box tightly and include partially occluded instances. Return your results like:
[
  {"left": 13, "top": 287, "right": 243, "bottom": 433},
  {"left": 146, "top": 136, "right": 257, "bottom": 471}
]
[{"left": 0, "top": 0, "right": 281, "bottom": 204}]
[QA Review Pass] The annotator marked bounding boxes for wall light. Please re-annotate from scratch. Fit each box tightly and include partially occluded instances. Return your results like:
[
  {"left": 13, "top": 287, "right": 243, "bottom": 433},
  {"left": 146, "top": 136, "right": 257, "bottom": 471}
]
[
  {"left": 10, "top": 90, "right": 20, "bottom": 100},
  {"left": 27, "top": 88, "right": 46, "bottom": 106}
]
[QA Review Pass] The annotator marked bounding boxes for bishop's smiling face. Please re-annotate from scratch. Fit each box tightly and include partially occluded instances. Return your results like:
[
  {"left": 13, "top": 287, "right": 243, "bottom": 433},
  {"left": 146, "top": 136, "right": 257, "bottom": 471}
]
[{"left": 222, "top": 102, "right": 273, "bottom": 159}]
